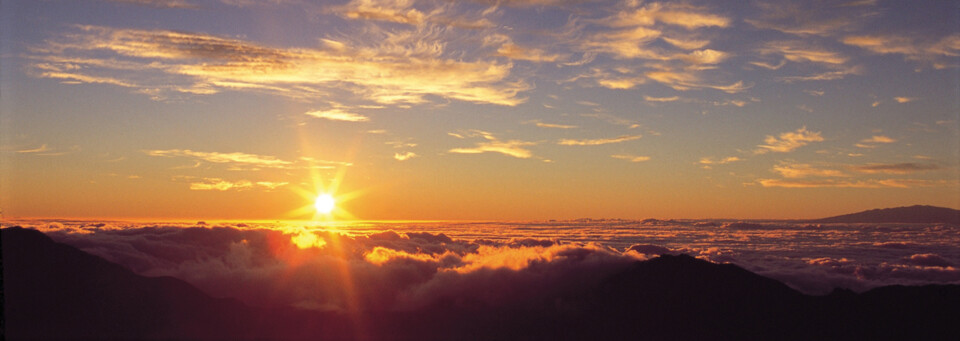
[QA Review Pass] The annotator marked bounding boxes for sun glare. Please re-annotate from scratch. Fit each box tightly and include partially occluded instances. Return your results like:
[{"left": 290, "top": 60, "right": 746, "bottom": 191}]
[
  {"left": 315, "top": 194, "right": 336, "bottom": 215},
  {"left": 291, "top": 230, "right": 326, "bottom": 249}
]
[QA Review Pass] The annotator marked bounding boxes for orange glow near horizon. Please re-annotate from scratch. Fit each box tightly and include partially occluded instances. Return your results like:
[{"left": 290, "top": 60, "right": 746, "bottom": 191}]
[{"left": 290, "top": 230, "right": 327, "bottom": 249}]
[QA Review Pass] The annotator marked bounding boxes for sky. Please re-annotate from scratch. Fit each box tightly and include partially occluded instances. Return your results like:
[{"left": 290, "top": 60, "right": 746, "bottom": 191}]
[{"left": 0, "top": 0, "right": 958, "bottom": 220}]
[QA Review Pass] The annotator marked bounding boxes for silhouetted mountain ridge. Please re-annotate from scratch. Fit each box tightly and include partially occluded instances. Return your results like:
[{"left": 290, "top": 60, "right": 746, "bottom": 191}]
[
  {"left": 812, "top": 205, "right": 960, "bottom": 224},
  {"left": 3, "top": 226, "right": 959, "bottom": 340}
]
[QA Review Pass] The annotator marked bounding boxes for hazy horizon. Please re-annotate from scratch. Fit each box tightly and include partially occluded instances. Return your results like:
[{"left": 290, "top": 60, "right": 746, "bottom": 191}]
[{"left": 1, "top": 202, "right": 958, "bottom": 223}]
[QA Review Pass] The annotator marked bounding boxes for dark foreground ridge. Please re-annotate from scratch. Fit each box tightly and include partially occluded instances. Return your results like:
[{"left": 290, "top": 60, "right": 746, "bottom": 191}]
[
  {"left": 812, "top": 205, "right": 960, "bottom": 224},
  {"left": 3, "top": 226, "right": 959, "bottom": 340}
]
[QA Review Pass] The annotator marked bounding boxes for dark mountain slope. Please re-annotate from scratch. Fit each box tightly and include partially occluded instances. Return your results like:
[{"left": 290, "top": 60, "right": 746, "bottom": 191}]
[
  {"left": 1, "top": 226, "right": 258, "bottom": 340},
  {"left": 813, "top": 205, "right": 960, "bottom": 224}
]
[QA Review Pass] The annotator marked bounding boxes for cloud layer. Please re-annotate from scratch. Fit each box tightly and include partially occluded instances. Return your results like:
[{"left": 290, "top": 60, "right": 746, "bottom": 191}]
[{"left": 11, "top": 218, "right": 957, "bottom": 313}]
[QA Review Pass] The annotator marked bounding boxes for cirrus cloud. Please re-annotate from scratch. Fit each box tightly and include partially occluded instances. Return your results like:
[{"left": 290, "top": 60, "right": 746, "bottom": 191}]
[
  {"left": 558, "top": 134, "right": 642, "bottom": 146},
  {"left": 29, "top": 25, "right": 530, "bottom": 106}
]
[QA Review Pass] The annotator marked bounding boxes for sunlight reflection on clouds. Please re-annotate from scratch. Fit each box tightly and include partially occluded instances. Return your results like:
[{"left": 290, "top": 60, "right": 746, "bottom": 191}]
[{"left": 7, "top": 219, "right": 958, "bottom": 310}]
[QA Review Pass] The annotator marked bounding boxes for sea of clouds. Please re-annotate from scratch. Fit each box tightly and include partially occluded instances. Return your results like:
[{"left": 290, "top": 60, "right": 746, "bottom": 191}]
[{"left": 4, "top": 219, "right": 958, "bottom": 311}]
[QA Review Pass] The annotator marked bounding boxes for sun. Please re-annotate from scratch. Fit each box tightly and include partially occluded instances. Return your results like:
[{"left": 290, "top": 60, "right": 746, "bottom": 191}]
[{"left": 314, "top": 194, "right": 336, "bottom": 215}]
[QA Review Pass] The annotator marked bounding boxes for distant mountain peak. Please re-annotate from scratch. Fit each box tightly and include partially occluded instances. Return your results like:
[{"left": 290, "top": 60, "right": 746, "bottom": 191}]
[{"left": 813, "top": 205, "right": 960, "bottom": 224}]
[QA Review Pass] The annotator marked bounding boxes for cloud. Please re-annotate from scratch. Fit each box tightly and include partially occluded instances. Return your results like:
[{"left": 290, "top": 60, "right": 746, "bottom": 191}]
[
  {"left": 874, "top": 179, "right": 958, "bottom": 188},
  {"left": 449, "top": 141, "right": 535, "bottom": 159},
  {"left": 255, "top": 181, "right": 288, "bottom": 190},
  {"left": 21, "top": 212, "right": 960, "bottom": 315},
  {"left": 759, "top": 41, "right": 847, "bottom": 65},
  {"left": 394, "top": 152, "right": 417, "bottom": 161},
  {"left": 757, "top": 178, "right": 953, "bottom": 189},
  {"left": 146, "top": 149, "right": 293, "bottom": 168},
  {"left": 387, "top": 139, "right": 418, "bottom": 149},
  {"left": 32, "top": 225, "right": 640, "bottom": 312},
  {"left": 145, "top": 149, "right": 351, "bottom": 170},
  {"left": 625, "top": 244, "right": 673, "bottom": 256},
  {"left": 772, "top": 162, "right": 846, "bottom": 178},
  {"left": 645, "top": 69, "right": 749, "bottom": 93},
  {"left": 561, "top": 2, "right": 745, "bottom": 94},
  {"left": 579, "top": 113, "right": 641, "bottom": 129},
  {"left": 745, "top": 1, "right": 878, "bottom": 37},
  {"left": 491, "top": 37, "right": 564, "bottom": 63},
  {"left": 643, "top": 95, "right": 680, "bottom": 102},
  {"left": 596, "top": 75, "right": 646, "bottom": 90},
  {"left": 903, "top": 254, "right": 954, "bottom": 268},
  {"left": 16, "top": 144, "right": 51, "bottom": 154},
  {"left": 661, "top": 37, "right": 709, "bottom": 50},
  {"left": 186, "top": 178, "right": 287, "bottom": 191},
  {"left": 29, "top": 25, "right": 529, "bottom": 106},
  {"left": 331, "top": 0, "right": 426, "bottom": 25},
  {"left": 749, "top": 60, "right": 786, "bottom": 70},
  {"left": 755, "top": 127, "right": 824, "bottom": 154},
  {"left": 777, "top": 66, "right": 862, "bottom": 83},
  {"left": 107, "top": 0, "right": 200, "bottom": 9},
  {"left": 305, "top": 108, "right": 370, "bottom": 122},
  {"left": 894, "top": 97, "right": 916, "bottom": 103},
  {"left": 757, "top": 179, "right": 882, "bottom": 188},
  {"left": 607, "top": 3, "right": 730, "bottom": 30},
  {"left": 332, "top": 0, "right": 497, "bottom": 30},
  {"left": 699, "top": 156, "right": 741, "bottom": 165},
  {"left": 857, "top": 135, "right": 896, "bottom": 147},
  {"left": 611, "top": 154, "right": 651, "bottom": 162},
  {"left": 534, "top": 122, "right": 577, "bottom": 129},
  {"left": 558, "top": 135, "right": 642, "bottom": 146},
  {"left": 448, "top": 131, "right": 536, "bottom": 159},
  {"left": 843, "top": 34, "right": 960, "bottom": 68},
  {"left": 848, "top": 163, "right": 940, "bottom": 175},
  {"left": 755, "top": 40, "right": 862, "bottom": 83}
]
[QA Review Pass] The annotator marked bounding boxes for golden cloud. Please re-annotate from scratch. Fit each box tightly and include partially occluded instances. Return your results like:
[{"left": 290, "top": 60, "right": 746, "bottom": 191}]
[
  {"left": 755, "top": 127, "right": 824, "bottom": 154},
  {"left": 534, "top": 122, "right": 577, "bottom": 129},
  {"left": 860, "top": 135, "right": 896, "bottom": 144},
  {"left": 848, "top": 163, "right": 940, "bottom": 175},
  {"left": 187, "top": 178, "right": 287, "bottom": 191},
  {"left": 394, "top": 152, "right": 418, "bottom": 161},
  {"left": 146, "top": 149, "right": 351, "bottom": 170},
  {"left": 449, "top": 140, "right": 536, "bottom": 158},
  {"left": 758, "top": 178, "right": 954, "bottom": 189},
  {"left": 699, "top": 156, "right": 741, "bottom": 165},
  {"left": 772, "top": 162, "right": 847, "bottom": 178},
  {"left": 558, "top": 135, "right": 642, "bottom": 146},
  {"left": 611, "top": 154, "right": 651, "bottom": 162},
  {"left": 449, "top": 131, "right": 537, "bottom": 159},
  {"left": 609, "top": 3, "right": 730, "bottom": 30},
  {"left": 843, "top": 34, "right": 960, "bottom": 68},
  {"left": 30, "top": 26, "right": 529, "bottom": 106},
  {"left": 305, "top": 109, "right": 370, "bottom": 122}
]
